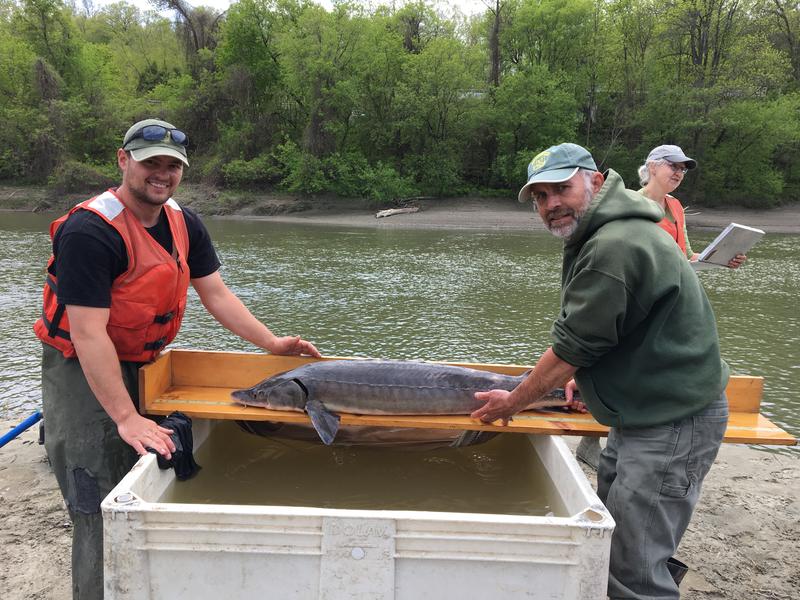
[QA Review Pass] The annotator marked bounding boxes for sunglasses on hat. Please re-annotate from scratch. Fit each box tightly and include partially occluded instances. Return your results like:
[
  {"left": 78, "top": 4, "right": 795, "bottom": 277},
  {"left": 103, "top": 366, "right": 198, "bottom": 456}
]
[{"left": 124, "top": 125, "right": 188, "bottom": 147}]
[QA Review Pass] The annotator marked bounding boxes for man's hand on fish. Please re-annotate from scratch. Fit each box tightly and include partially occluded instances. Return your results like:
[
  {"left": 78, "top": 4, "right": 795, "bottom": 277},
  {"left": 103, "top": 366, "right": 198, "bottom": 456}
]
[
  {"left": 470, "top": 389, "right": 526, "bottom": 425},
  {"left": 471, "top": 387, "right": 584, "bottom": 424},
  {"left": 565, "top": 378, "right": 588, "bottom": 413},
  {"left": 471, "top": 348, "right": 581, "bottom": 426},
  {"left": 270, "top": 335, "right": 321, "bottom": 358}
]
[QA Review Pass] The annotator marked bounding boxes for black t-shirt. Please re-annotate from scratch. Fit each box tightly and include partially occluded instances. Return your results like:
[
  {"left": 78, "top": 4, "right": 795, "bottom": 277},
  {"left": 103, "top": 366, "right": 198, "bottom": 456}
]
[{"left": 49, "top": 205, "right": 221, "bottom": 308}]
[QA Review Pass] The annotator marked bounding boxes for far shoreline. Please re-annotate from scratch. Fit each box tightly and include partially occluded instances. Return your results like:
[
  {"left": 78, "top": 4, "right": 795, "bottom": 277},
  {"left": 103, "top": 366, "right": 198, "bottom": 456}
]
[
  {"left": 3, "top": 183, "right": 799, "bottom": 235},
  {"left": 220, "top": 198, "right": 800, "bottom": 235}
]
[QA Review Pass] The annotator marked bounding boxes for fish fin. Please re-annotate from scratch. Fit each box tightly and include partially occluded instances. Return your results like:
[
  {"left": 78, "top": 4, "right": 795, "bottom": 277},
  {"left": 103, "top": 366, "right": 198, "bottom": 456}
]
[
  {"left": 305, "top": 398, "right": 341, "bottom": 445},
  {"left": 451, "top": 430, "right": 498, "bottom": 447}
]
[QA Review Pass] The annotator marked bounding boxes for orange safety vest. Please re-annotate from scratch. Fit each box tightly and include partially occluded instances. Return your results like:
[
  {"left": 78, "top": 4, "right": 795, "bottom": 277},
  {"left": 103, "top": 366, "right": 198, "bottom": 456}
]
[
  {"left": 657, "top": 194, "right": 688, "bottom": 257},
  {"left": 33, "top": 190, "right": 191, "bottom": 363}
]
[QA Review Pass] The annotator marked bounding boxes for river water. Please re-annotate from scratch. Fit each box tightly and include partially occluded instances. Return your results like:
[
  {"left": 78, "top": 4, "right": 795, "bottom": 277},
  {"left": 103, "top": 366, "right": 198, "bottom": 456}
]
[{"left": 1, "top": 211, "right": 797, "bottom": 452}]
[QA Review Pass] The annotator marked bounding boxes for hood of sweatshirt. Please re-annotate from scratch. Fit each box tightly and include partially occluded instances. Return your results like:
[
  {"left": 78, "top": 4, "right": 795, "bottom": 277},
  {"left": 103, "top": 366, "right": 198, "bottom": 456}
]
[{"left": 564, "top": 169, "right": 663, "bottom": 251}]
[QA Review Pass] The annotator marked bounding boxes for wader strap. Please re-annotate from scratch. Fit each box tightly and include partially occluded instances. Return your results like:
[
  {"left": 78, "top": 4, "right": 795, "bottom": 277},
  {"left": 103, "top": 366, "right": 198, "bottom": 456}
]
[
  {"left": 43, "top": 276, "right": 70, "bottom": 340},
  {"left": 153, "top": 311, "right": 174, "bottom": 324},
  {"left": 43, "top": 306, "right": 70, "bottom": 340},
  {"left": 144, "top": 338, "right": 166, "bottom": 351}
]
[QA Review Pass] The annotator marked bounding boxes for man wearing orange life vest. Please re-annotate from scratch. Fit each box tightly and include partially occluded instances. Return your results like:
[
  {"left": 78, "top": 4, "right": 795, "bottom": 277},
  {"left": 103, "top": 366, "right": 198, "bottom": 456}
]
[{"left": 34, "top": 118, "right": 320, "bottom": 600}]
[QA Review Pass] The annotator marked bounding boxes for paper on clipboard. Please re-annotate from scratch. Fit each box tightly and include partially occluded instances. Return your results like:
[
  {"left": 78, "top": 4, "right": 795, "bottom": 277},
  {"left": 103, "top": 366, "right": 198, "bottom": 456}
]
[{"left": 691, "top": 222, "right": 764, "bottom": 270}]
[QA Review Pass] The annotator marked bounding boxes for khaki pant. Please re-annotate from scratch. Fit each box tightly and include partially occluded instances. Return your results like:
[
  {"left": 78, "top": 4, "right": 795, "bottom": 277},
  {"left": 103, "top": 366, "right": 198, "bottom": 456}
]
[
  {"left": 599, "top": 395, "right": 728, "bottom": 600},
  {"left": 41, "top": 343, "right": 140, "bottom": 600}
]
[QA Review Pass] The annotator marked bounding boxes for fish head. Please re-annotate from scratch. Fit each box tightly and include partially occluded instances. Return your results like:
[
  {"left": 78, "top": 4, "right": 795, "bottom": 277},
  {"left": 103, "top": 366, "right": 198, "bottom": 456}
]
[{"left": 231, "top": 375, "right": 307, "bottom": 411}]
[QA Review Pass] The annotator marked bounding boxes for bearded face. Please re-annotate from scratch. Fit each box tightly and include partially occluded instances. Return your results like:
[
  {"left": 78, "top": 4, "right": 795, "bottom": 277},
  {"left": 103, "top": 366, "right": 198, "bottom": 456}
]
[
  {"left": 531, "top": 172, "right": 598, "bottom": 239},
  {"left": 542, "top": 187, "right": 594, "bottom": 238}
]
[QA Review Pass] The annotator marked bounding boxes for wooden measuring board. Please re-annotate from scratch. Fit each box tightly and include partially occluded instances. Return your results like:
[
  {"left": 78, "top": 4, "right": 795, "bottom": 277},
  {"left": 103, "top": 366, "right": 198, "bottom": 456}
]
[{"left": 139, "top": 349, "right": 796, "bottom": 446}]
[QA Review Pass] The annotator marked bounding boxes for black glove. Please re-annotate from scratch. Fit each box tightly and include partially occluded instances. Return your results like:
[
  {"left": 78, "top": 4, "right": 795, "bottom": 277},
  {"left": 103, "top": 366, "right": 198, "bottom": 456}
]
[{"left": 147, "top": 411, "right": 201, "bottom": 481}]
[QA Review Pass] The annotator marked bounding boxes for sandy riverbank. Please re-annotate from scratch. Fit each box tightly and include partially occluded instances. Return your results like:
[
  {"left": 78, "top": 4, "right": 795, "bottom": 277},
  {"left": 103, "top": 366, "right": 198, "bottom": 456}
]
[
  {"left": 1, "top": 421, "right": 798, "bottom": 599},
  {"left": 217, "top": 196, "right": 800, "bottom": 235}
]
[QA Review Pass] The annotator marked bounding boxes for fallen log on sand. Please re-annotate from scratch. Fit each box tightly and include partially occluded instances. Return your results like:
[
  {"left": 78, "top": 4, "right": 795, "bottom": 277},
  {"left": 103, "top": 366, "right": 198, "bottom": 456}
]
[{"left": 375, "top": 206, "right": 420, "bottom": 218}]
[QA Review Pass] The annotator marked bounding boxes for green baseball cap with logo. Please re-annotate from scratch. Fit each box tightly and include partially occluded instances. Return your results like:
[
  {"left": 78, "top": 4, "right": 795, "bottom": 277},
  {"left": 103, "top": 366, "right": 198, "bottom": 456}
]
[
  {"left": 517, "top": 143, "right": 597, "bottom": 202},
  {"left": 122, "top": 118, "right": 189, "bottom": 166}
]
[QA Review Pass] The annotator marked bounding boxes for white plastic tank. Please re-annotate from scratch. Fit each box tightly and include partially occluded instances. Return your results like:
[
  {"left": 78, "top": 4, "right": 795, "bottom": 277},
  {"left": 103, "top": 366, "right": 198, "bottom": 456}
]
[{"left": 102, "top": 420, "right": 614, "bottom": 599}]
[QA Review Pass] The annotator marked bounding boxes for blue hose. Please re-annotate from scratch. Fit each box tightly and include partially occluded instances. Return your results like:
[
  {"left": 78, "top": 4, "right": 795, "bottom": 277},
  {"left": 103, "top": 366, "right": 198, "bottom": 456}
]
[{"left": 0, "top": 411, "right": 43, "bottom": 449}]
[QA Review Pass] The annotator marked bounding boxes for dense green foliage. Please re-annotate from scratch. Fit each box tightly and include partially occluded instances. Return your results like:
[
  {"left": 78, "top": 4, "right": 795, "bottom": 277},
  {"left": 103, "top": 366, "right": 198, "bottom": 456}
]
[{"left": 1, "top": 0, "right": 799, "bottom": 206}]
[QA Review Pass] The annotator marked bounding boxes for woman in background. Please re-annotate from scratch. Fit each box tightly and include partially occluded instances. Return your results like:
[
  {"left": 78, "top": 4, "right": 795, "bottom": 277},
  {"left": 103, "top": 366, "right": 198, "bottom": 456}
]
[{"left": 638, "top": 144, "right": 746, "bottom": 267}]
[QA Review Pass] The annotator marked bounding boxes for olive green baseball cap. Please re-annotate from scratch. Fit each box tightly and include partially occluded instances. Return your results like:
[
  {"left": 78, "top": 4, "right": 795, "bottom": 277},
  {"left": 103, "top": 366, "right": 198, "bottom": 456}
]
[
  {"left": 518, "top": 143, "right": 597, "bottom": 202},
  {"left": 122, "top": 118, "right": 189, "bottom": 166}
]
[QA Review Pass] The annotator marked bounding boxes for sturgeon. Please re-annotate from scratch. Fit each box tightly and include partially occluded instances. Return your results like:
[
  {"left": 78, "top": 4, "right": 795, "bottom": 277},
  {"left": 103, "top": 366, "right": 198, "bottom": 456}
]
[{"left": 231, "top": 359, "right": 571, "bottom": 445}]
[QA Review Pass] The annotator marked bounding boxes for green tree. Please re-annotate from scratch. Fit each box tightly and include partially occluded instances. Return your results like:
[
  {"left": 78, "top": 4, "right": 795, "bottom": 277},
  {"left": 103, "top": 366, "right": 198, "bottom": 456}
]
[
  {"left": 757, "top": 0, "right": 800, "bottom": 87},
  {"left": 82, "top": 3, "right": 185, "bottom": 94},
  {"left": 699, "top": 94, "right": 800, "bottom": 206},
  {"left": 14, "top": 0, "right": 84, "bottom": 85},
  {"left": 391, "top": 0, "right": 447, "bottom": 54},
  {"left": 503, "top": 0, "right": 594, "bottom": 72},
  {"left": 278, "top": 2, "right": 365, "bottom": 158},
  {"left": 348, "top": 12, "right": 408, "bottom": 163},
  {"left": 214, "top": 0, "right": 293, "bottom": 161},
  {"left": 0, "top": 25, "right": 46, "bottom": 179},
  {"left": 153, "top": 0, "right": 225, "bottom": 75},
  {"left": 0, "top": 0, "right": 798, "bottom": 205},
  {"left": 396, "top": 36, "right": 482, "bottom": 193},
  {"left": 489, "top": 65, "right": 580, "bottom": 186}
]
